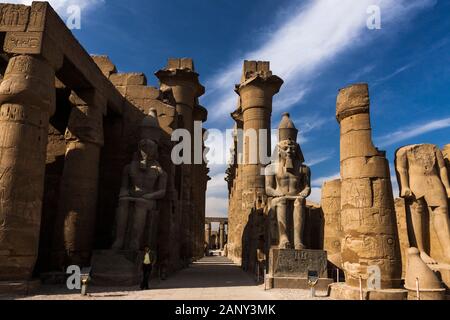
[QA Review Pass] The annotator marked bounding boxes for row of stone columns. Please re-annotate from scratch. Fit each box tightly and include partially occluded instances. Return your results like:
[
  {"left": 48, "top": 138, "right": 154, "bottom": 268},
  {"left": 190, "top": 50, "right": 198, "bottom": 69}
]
[
  {"left": 0, "top": 53, "right": 107, "bottom": 281},
  {"left": 204, "top": 222, "right": 227, "bottom": 250}
]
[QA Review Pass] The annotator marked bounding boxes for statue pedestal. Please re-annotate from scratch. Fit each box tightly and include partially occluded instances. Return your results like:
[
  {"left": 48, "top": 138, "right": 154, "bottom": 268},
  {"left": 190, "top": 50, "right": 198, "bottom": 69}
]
[
  {"left": 265, "top": 248, "right": 333, "bottom": 290},
  {"left": 91, "top": 250, "right": 142, "bottom": 286}
]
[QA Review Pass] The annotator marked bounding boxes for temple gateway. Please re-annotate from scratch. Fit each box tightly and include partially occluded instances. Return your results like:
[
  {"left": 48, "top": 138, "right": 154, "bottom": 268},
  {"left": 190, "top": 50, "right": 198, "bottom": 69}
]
[{"left": 0, "top": 2, "right": 449, "bottom": 301}]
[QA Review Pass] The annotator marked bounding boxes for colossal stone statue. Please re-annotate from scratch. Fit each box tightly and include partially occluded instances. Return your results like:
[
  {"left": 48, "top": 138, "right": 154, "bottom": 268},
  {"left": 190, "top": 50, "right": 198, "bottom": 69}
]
[
  {"left": 112, "top": 109, "right": 168, "bottom": 251},
  {"left": 265, "top": 113, "right": 311, "bottom": 250},
  {"left": 395, "top": 144, "right": 450, "bottom": 265}
]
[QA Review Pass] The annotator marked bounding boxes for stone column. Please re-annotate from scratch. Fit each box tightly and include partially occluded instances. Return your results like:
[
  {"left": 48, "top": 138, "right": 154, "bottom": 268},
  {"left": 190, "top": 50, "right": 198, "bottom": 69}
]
[
  {"left": 231, "top": 61, "right": 283, "bottom": 265},
  {"left": 52, "top": 90, "right": 105, "bottom": 268},
  {"left": 219, "top": 223, "right": 225, "bottom": 250},
  {"left": 321, "top": 179, "right": 343, "bottom": 269},
  {"left": 205, "top": 223, "right": 211, "bottom": 249},
  {"left": 237, "top": 61, "right": 282, "bottom": 193},
  {"left": 156, "top": 59, "right": 205, "bottom": 262},
  {"left": 337, "top": 83, "right": 402, "bottom": 289},
  {"left": 0, "top": 55, "right": 56, "bottom": 281}
]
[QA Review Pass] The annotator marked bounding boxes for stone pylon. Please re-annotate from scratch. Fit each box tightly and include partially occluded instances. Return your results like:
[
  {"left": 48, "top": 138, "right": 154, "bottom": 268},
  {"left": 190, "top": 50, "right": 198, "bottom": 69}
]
[
  {"left": 330, "top": 83, "right": 404, "bottom": 300},
  {"left": 227, "top": 61, "right": 283, "bottom": 264}
]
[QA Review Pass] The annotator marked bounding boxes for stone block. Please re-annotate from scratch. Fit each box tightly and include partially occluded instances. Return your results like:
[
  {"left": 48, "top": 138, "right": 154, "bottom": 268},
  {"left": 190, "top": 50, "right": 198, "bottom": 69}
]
[
  {"left": 268, "top": 249, "right": 328, "bottom": 278},
  {"left": 91, "top": 250, "right": 142, "bottom": 286}
]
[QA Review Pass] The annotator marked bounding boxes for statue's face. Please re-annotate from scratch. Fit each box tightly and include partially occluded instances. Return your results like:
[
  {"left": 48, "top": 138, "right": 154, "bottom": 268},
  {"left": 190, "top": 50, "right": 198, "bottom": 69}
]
[
  {"left": 279, "top": 140, "right": 297, "bottom": 160},
  {"left": 139, "top": 139, "right": 158, "bottom": 161}
]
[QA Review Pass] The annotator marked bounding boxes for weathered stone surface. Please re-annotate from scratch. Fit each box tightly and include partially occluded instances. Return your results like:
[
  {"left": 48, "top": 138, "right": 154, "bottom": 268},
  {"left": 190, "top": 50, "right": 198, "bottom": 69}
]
[
  {"left": 321, "top": 179, "right": 343, "bottom": 268},
  {"left": 336, "top": 84, "right": 402, "bottom": 292},
  {"left": 265, "top": 113, "right": 311, "bottom": 250},
  {"left": 0, "top": 54, "right": 55, "bottom": 281},
  {"left": 404, "top": 247, "right": 445, "bottom": 300},
  {"left": 269, "top": 249, "right": 327, "bottom": 278},
  {"left": 227, "top": 61, "right": 282, "bottom": 266},
  {"left": 396, "top": 144, "right": 450, "bottom": 266},
  {"left": 90, "top": 250, "right": 142, "bottom": 286}
]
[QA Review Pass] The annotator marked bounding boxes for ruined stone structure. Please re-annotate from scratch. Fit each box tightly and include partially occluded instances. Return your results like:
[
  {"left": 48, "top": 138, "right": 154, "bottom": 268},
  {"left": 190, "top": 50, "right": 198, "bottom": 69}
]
[
  {"left": 205, "top": 217, "right": 228, "bottom": 250},
  {"left": 329, "top": 83, "right": 405, "bottom": 300},
  {"left": 321, "top": 179, "right": 343, "bottom": 271},
  {"left": 395, "top": 144, "right": 450, "bottom": 291},
  {"left": 226, "top": 61, "right": 327, "bottom": 288},
  {"left": 0, "top": 2, "right": 208, "bottom": 292},
  {"left": 226, "top": 61, "right": 283, "bottom": 265}
]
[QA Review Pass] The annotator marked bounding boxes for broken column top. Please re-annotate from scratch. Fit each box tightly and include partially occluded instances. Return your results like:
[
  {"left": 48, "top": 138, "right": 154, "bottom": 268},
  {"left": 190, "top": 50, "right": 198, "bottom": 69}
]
[
  {"left": 155, "top": 57, "right": 205, "bottom": 98},
  {"left": 336, "top": 83, "right": 370, "bottom": 123},
  {"left": 241, "top": 60, "right": 272, "bottom": 83},
  {"left": 235, "top": 60, "right": 283, "bottom": 94},
  {"left": 166, "top": 58, "right": 195, "bottom": 72}
]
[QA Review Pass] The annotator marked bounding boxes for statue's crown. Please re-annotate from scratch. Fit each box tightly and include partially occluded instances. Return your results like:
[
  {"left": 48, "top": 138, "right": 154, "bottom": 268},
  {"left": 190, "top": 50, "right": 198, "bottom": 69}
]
[
  {"left": 278, "top": 113, "right": 298, "bottom": 142},
  {"left": 140, "top": 108, "right": 161, "bottom": 143}
]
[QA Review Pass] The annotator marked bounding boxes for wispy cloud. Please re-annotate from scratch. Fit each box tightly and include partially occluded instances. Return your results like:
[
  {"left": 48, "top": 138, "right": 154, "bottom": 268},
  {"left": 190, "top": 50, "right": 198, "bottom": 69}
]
[
  {"left": 306, "top": 153, "right": 334, "bottom": 167},
  {"left": 204, "top": 0, "right": 436, "bottom": 124},
  {"left": 376, "top": 116, "right": 450, "bottom": 148},
  {"left": 373, "top": 62, "right": 416, "bottom": 86},
  {"left": 8, "top": 0, "right": 104, "bottom": 17},
  {"left": 311, "top": 172, "right": 340, "bottom": 188}
]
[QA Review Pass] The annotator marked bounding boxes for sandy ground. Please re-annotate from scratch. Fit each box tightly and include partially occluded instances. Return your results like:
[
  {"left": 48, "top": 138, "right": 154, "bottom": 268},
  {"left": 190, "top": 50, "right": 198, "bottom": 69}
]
[{"left": 1, "top": 255, "right": 331, "bottom": 300}]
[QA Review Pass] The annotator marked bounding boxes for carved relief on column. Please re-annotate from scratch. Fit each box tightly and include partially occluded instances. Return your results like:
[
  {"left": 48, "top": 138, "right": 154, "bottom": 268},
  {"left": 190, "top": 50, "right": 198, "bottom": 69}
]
[
  {"left": 0, "top": 54, "right": 55, "bottom": 281},
  {"left": 337, "top": 83, "right": 402, "bottom": 289},
  {"left": 321, "top": 179, "right": 343, "bottom": 268}
]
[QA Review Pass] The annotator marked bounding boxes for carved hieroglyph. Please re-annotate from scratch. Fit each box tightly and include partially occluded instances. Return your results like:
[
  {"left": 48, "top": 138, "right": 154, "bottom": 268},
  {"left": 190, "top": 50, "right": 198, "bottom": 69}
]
[
  {"left": 337, "top": 83, "right": 402, "bottom": 289},
  {"left": 321, "top": 179, "right": 343, "bottom": 268},
  {"left": 0, "top": 55, "right": 55, "bottom": 281},
  {"left": 395, "top": 144, "right": 450, "bottom": 265},
  {"left": 265, "top": 113, "right": 311, "bottom": 250}
]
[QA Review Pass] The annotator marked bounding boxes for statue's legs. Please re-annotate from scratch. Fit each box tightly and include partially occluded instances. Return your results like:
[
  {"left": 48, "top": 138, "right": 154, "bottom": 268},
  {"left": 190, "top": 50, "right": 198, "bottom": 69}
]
[
  {"left": 407, "top": 198, "right": 436, "bottom": 264},
  {"left": 129, "top": 201, "right": 150, "bottom": 251},
  {"left": 431, "top": 205, "right": 450, "bottom": 262},
  {"left": 112, "top": 199, "right": 130, "bottom": 250},
  {"left": 293, "top": 198, "right": 306, "bottom": 250},
  {"left": 274, "top": 198, "right": 290, "bottom": 249}
]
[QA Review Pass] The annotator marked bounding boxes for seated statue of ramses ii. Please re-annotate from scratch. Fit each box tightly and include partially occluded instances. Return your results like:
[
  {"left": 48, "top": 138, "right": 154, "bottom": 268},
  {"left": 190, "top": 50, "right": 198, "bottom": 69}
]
[
  {"left": 265, "top": 113, "right": 311, "bottom": 250},
  {"left": 112, "top": 110, "right": 168, "bottom": 251}
]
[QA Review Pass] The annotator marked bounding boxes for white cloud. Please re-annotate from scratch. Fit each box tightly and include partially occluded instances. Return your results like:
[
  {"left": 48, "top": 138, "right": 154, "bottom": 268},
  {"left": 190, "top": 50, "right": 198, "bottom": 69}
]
[
  {"left": 376, "top": 117, "right": 450, "bottom": 148},
  {"left": 204, "top": 0, "right": 436, "bottom": 123},
  {"left": 8, "top": 0, "right": 104, "bottom": 17},
  {"left": 309, "top": 187, "right": 322, "bottom": 204},
  {"left": 206, "top": 196, "right": 228, "bottom": 218}
]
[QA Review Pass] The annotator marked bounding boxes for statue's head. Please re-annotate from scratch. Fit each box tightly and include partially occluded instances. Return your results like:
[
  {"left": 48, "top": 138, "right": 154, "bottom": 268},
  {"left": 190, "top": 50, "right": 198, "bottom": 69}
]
[
  {"left": 138, "top": 139, "right": 159, "bottom": 163},
  {"left": 278, "top": 139, "right": 304, "bottom": 165}
]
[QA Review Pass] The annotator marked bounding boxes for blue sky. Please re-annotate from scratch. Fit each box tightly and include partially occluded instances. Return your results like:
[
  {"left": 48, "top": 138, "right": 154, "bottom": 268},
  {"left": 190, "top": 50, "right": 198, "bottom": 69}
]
[{"left": 16, "top": 0, "right": 450, "bottom": 219}]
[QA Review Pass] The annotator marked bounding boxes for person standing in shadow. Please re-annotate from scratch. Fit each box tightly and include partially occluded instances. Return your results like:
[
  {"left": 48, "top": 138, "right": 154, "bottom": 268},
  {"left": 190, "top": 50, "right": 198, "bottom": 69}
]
[{"left": 141, "top": 246, "right": 155, "bottom": 290}]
